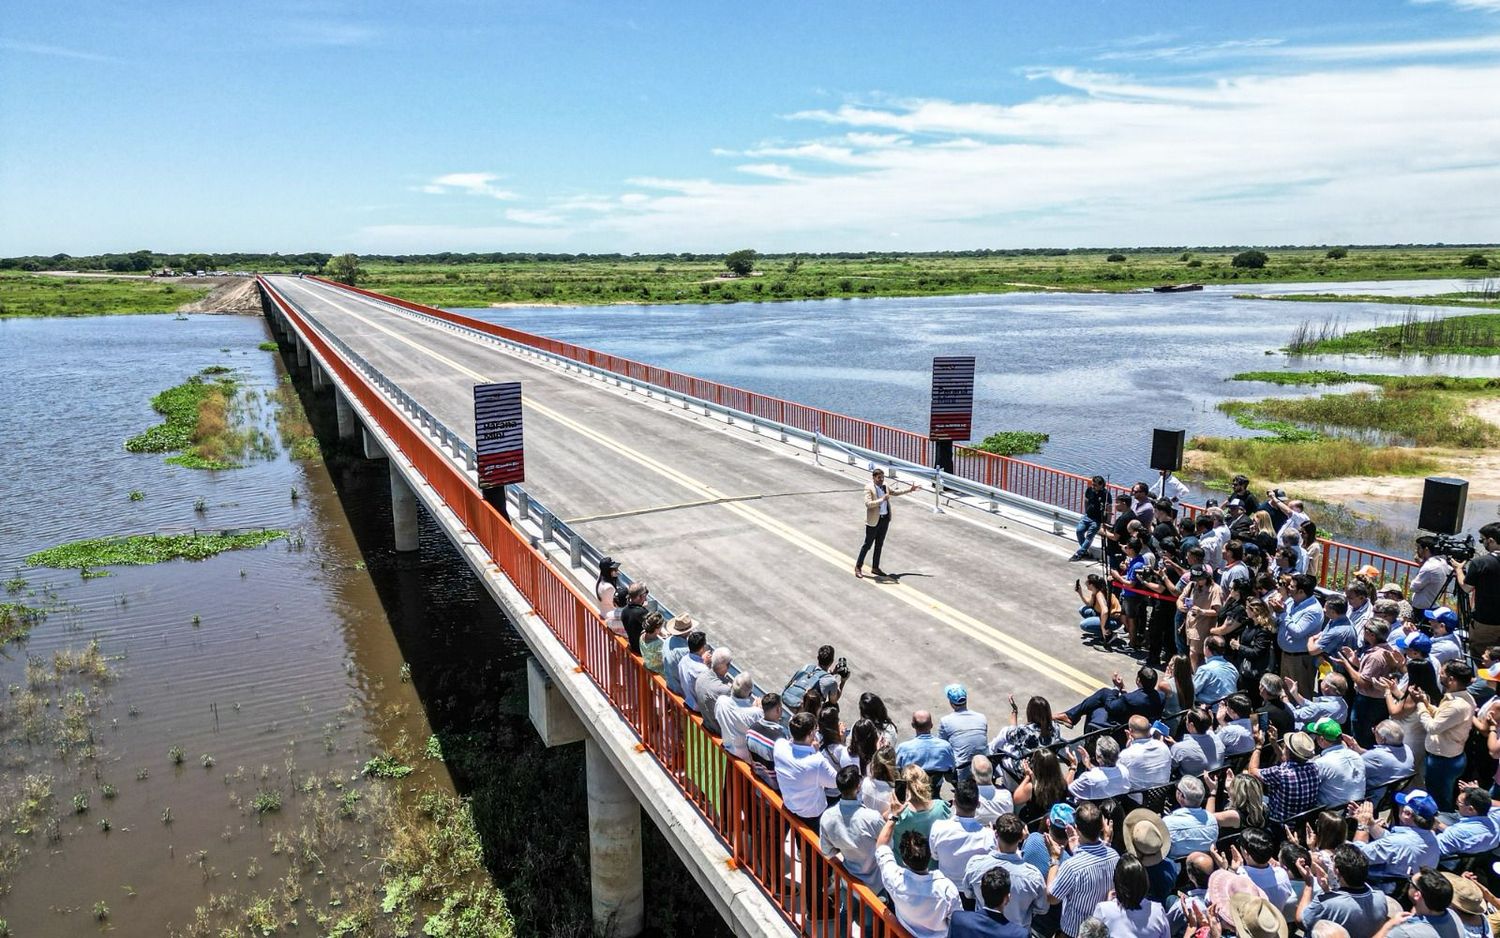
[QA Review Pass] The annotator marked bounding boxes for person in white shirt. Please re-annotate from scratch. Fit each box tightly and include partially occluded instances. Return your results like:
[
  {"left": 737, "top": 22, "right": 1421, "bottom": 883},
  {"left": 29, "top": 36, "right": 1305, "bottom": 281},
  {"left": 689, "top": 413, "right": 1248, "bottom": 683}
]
[
  {"left": 1117, "top": 716, "right": 1172, "bottom": 791},
  {"left": 929, "top": 779, "right": 994, "bottom": 884},
  {"left": 1153, "top": 472, "right": 1191, "bottom": 504},
  {"left": 1410, "top": 537, "right": 1452, "bottom": 611},
  {"left": 774, "top": 712, "right": 839, "bottom": 828},
  {"left": 964, "top": 813, "right": 1051, "bottom": 928},
  {"left": 971, "top": 755, "right": 1016, "bottom": 826},
  {"left": 1070, "top": 736, "right": 1131, "bottom": 801},
  {"left": 875, "top": 799, "right": 960, "bottom": 938},
  {"left": 714, "top": 672, "right": 760, "bottom": 760},
  {"left": 1229, "top": 827, "right": 1297, "bottom": 921}
]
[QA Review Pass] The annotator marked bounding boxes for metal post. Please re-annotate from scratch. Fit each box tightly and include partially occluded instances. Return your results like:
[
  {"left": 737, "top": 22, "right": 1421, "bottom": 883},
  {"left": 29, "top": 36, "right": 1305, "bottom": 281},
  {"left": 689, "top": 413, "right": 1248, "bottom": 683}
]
[{"left": 569, "top": 533, "right": 582, "bottom": 569}]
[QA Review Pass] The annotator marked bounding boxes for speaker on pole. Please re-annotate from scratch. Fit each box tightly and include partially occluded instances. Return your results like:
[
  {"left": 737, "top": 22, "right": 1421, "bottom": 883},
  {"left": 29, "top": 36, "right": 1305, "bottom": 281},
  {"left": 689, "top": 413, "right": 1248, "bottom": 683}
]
[
  {"left": 1150, "top": 428, "right": 1186, "bottom": 473},
  {"left": 1418, "top": 477, "right": 1468, "bottom": 535}
]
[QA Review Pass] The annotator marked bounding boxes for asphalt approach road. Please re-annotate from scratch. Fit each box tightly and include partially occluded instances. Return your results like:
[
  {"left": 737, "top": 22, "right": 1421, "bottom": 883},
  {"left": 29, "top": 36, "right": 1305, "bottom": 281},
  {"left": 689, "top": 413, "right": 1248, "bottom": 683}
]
[{"left": 269, "top": 275, "right": 1128, "bottom": 735}]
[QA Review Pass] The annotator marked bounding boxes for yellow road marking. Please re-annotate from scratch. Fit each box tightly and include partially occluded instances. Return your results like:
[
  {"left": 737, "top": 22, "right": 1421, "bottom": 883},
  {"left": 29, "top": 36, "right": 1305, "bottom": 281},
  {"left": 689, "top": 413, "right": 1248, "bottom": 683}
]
[{"left": 276, "top": 279, "right": 1107, "bottom": 696}]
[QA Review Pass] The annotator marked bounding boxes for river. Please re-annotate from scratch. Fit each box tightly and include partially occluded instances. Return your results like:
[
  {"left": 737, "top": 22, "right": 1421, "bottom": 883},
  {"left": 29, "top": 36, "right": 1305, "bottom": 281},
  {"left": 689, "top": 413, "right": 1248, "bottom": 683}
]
[
  {"left": 460, "top": 279, "right": 1500, "bottom": 542},
  {"left": 0, "top": 313, "right": 724, "bottom": 936}
]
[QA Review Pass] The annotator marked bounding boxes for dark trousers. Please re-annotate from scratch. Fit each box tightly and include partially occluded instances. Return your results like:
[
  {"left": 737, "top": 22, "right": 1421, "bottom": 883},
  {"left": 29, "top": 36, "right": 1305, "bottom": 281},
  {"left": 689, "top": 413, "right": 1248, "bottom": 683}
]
[
  {"left": 1145, "top": 600, "right": 1175, "bottom": 669},
  {"left": 1066, "top": 687, "right": 1122, "bottom": 729},
  {"left": 857, "top": 514, "right": 890, "bottom": 570}
]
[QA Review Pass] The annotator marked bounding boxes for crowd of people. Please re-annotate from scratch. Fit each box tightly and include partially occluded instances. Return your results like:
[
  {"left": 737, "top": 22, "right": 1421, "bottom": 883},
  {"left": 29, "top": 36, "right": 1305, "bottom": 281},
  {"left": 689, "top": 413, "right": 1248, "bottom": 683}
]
[{"left": 589, "top": 476, "right": 1500, "bottom": 938}]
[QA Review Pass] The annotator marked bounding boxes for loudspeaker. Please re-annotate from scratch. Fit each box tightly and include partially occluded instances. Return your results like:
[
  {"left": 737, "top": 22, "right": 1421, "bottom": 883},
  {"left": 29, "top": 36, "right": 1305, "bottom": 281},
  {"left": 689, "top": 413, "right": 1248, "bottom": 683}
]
[
  {"left": 1418, "top": 476, "right": 1468, "bottom": 535},
  {"left": 1150, "top": 428, "right": 1186, "bottom": 473}
]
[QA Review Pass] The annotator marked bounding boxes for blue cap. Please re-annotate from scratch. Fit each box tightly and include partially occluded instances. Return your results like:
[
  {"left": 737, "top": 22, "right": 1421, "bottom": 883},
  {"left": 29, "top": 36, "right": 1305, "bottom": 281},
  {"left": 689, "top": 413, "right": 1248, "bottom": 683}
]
[
  {"left": 1394, "top": 631, "right": 1433, "bottom": 654},
  {"left": 945, "top": 684, "right": 968, "bottom": 706},
  {"left": 1395, "top": 789, "right": 1440, "bottom": 819},
  {"left": 1424, "top": 607, "right": 1460, "bottom": 630},
  {"left": 1049, "top": 803, "right": 1076, "bottom": 828}
]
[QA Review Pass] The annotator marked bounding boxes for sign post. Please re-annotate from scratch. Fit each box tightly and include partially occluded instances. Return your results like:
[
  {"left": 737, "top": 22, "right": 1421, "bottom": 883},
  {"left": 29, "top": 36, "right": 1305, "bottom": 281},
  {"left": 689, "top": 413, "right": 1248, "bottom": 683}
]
[
  {"left": 474, "top": 382, "right": 524, "bottom": 521},
  {"left": 929, "top": 356, "right": 975, "bottom": 475}
]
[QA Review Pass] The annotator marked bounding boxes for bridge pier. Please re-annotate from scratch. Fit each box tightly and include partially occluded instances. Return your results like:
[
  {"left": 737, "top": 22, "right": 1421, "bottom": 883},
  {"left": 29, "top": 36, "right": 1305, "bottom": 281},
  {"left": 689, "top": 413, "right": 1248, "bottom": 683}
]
[
  {"left": 362, "top": 427, "right": 386, "bottom": 460},
  {"left": 586, "top": 738, "right": 645, "bottom": 937},
  {"left": 335, "top": 391, "right": 356, "bottom": 441},
  {"left": 311, "top": 361, "right": 326, "bottom": 391},
  {"left": 295, "top": 335, "right": 310, "bottom": 368},
  {"left": 390, "top": 470, "right": 419, "bottom": 552}
]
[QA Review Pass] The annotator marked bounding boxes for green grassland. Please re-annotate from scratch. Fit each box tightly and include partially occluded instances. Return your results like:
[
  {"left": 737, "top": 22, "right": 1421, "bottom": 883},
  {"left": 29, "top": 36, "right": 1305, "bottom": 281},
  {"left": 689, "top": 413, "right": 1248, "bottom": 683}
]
[
  {"left": 0, "top": 271, "right": 211, "bottom": 318},
  {"left": 1239, "top": 291, "right": 1500, "bottom": 309},
  {"left": 1188, "top": 369, "right": 1500, "bottom": 485},
  {"left": 350, "top": 246, "right": 1495, "bottom": 307},
  {"left": 1284, "top": 309, "right": 1500, "bottom": 356}
]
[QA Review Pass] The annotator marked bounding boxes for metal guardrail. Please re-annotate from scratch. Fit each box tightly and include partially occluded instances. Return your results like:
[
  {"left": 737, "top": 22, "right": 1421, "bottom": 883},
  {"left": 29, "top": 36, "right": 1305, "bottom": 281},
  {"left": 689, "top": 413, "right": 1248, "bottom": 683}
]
[
  {"left": 306, "top": 276, "right": 1422, "bottom": 591},
  {"left": 261, "top": 279, "right": 893, "bottom": 937}
]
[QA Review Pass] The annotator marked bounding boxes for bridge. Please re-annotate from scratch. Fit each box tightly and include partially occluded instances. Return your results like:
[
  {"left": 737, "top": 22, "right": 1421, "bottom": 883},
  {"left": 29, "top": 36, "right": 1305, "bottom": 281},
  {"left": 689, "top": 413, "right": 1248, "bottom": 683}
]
[{"left": 256, "top": 274, "right": 1417, "bottom": 938}]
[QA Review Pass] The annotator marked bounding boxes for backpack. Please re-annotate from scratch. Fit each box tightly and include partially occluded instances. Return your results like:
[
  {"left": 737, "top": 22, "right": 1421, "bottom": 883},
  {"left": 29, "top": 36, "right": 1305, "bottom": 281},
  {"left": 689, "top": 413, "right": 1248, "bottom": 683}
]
[{"left": 782, "top": 664, "right": 829, "bottom": 712}]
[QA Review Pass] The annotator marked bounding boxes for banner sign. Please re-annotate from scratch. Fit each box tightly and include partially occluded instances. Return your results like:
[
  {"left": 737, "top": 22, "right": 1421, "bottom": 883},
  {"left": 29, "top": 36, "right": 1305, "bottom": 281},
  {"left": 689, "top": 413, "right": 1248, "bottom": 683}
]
[
  {"left": 929, "top": 356, "right": 976, "bottom": 441},
  {"left": 474, "top": 382, "right": 524, "bottom": 488}
]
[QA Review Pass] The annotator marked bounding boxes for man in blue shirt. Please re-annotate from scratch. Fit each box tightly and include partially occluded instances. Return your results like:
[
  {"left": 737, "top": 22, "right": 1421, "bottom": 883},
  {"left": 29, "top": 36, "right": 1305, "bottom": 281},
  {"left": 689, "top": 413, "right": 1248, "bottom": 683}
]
[
  {"left": 1163, "top": 775, "right": 1219, "bottom": 859},
  {"left": 1311, "top": 596, "right": 1360, "bottom": 681},
  {"left": 1299, "top": 844, "right": 1394, "bottom": 938},
  {"left": 1308, "top": 718, "right": 1366, "bottom": 805},
  {"left": 1213, "top": 694, "right": 1256, "bottom": 757},
  {"left": 940, "top": 684, "right": 990, "bottom": 782},
  {"left": 1437, "top": 788, "right": 1500, "bottom": 862},
  {"left": 950, "top": 866, "right": 1030, "bottom": 938},
  {"left": 963, "top": 814, "right": 1050, "bottom": 927},
  {"left": 659, "top": 616, "right": 694, "bottom": 696},
  {"left": 1342, "top": 720, "right": 1414, "bottom": 801},
  {"left": 1279, "top": 574, "right": 1325, "bottom": 695},
  {"left": 1192, "top": 636, "right": 1240, "bottom": 705},
  {"left": 1059, "top": 667, "right": 1164, "bottom": 731},
  {"left": 897, "top": 710, "right": 957, "bottom": 794},
  {"left": 1289, "top": 673, "right": 1351, "bottom": 726},
  {"left": 1425, "top": 608, "right": 1465, "bottom": 665},
  {"left": 1352, "top": 790, "right": 1441, "bottom": 890}
]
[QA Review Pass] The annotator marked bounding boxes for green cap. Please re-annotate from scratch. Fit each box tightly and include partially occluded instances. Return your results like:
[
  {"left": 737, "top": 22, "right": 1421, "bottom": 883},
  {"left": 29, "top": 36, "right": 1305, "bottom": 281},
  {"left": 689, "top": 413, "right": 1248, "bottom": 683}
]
[{"left": 1305, "top": 718, "right": 1342, "bottom": 741}]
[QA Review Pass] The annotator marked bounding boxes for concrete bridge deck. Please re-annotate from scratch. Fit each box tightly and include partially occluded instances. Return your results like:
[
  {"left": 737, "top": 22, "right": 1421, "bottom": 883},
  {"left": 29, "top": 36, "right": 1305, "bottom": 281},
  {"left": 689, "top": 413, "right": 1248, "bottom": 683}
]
[{"left": 268, "top": 275, "right": 1124, "bottom": 721}]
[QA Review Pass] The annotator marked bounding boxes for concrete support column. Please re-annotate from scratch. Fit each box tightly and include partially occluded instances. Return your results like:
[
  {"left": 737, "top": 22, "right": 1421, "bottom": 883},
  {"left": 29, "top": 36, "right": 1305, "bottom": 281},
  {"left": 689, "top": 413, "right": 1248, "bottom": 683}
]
[
  {"left": 310, "top": 362, "right": 324, "bottom": 390},
  {"left": 585, "top": 738, "right": 644, "bottom": 937},
  {"left": 390, "top": 470, "right": 419, "bottom": 552},
  {"left": 295, "top": 336, "right": 309, "bottom": 367},
  {"left": 362, "top": 427, "right": 386, "bottom": 460},
  {"left": 335, "top": 391, "right": 356, "bottom": 441}
]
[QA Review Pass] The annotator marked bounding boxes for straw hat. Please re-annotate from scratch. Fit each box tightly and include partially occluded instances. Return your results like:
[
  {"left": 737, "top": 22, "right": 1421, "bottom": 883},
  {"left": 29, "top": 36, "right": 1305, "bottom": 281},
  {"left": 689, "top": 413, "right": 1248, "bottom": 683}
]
[
  {"left": 1446, "top": 873, "right": 1484, "bottom": 916},
  {"left": 1285, "top": 731, "right": 1316, "bottom": 761},
  {"left": 666, "top": 613, "right": 697, "bottom": 637},
  {"left": 1208, "top": 870, "right": 1266, "bottom": 919},
  {"left": 1123, "top": 808, "right": 1170, "bottom": 866},
  {"left": 1230, "top": 893, "right": 1288, "bottom": 938}
]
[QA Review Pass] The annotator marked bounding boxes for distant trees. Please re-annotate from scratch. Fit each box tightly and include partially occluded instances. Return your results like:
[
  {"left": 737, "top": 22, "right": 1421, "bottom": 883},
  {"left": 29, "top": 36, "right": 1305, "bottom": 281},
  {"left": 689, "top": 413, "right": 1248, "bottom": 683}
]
[
  {"left": 1462, "top": 253, "right": 1490, "bottom": 268},
  {"left": 725, "top": 249, "right": 757, "bottom": 276},
  {"left": 325, "top": 253, "right": 362, "bottom": 285},
  {"left": 1179, "top": 252, "right": 1192, "bottom": 261},
  {"left": 786, "top": 256, "right": 803, "bottom": 273},
  {"left": 1232, "top": 250, "right": 1269, "bottom": 269},
  {"left": 1106, "top": 253, "right": 1127, "bottom": 262},
  {"left": 1326, "top": 247, "right": 1348, "bottom": 259}
]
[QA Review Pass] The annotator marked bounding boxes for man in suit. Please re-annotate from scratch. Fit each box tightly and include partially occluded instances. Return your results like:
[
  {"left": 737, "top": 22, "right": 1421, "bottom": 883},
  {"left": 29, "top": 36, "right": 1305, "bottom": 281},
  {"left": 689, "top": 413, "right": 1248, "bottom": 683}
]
[{"left": 856, "top": 467, "right": 918, "bottom": 578}]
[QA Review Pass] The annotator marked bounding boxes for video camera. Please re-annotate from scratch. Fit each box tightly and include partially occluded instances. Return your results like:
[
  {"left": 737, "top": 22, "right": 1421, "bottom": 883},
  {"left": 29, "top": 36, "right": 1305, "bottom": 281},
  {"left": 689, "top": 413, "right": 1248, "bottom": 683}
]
[{"left": 1432, "top": 533, "right": 1476, "bottom": 562}]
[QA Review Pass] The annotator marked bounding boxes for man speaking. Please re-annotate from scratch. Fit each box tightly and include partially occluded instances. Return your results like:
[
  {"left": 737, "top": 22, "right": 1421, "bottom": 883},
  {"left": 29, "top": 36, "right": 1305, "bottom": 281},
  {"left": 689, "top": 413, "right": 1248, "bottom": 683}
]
[{"left": 856, "top": 467, "right": 919, "bottom": 579}]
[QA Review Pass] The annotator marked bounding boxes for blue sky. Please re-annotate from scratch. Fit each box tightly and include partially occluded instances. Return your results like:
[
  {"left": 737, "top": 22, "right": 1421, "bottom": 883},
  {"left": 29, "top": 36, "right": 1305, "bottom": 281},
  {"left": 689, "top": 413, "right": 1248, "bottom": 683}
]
[{"left": 2, "top": 0, "right": 1499, "bottom": 254}]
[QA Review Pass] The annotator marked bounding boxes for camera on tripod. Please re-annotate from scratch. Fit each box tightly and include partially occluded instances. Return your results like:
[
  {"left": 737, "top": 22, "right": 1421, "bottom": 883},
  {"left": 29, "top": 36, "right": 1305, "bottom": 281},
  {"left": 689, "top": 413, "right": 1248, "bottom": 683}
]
[{"left": 1432, "top": 533, "right": 1476, "bottom": 562}]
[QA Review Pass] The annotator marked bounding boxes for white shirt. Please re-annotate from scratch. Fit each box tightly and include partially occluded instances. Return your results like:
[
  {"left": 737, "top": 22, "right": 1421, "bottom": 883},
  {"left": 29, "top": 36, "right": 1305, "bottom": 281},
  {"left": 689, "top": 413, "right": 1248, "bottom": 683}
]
[
  {"left": 1153, "top": 474, "right": 1191, "bottom": 503},
  {"left": 1117, "top": 736, "right": 1172, "bottom": 790},
  {"left": 1411, "top": 556, "right": 1449, "bottom": 609},
  {"left": 1069, "top": 765, "right": 1131, "bottom": 801},
  {"left": 875, "top": 844, "right": 960, "bottom": 938},
  {"left": 928, "top": 816, "right": 992, "bottom": 884},
  {"left": 975, "top": 783, "right": 1015, "bottom": 825},
  {"left": 876, "top": 483, "right": 890, "bottom": 517},
  {"left": 715, "top": 695, "right": 759, "bottom": 760},
  {"left": 773, "top": 738, "right": 839, "bottom": 819},
  {"left": 861, "top": 776, "right": 894, "bottom": 814},
  {"left": 677, "top": 654, "right": 709, "bottom": 711},
  {"left": 819, "top": 799, "right": 885, "bottom": 891},
  {"left": 1241, "top": 862, "right": 1297, "bottom": 920}
]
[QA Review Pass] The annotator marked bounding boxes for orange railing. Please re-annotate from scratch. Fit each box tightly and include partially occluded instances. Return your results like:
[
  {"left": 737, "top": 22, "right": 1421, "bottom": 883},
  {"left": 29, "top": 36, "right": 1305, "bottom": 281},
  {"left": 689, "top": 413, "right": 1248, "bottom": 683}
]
[
  {"left": 308, "top": 275, "right": 1421, "bottom": 592},
  {"left": 261, "top": 279, "right": 908, "bottom": 938}
]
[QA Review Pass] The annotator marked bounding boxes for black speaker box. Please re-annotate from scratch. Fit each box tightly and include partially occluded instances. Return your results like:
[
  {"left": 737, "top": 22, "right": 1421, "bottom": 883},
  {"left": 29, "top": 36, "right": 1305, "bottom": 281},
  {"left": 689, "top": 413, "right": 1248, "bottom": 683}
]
[
  {"left": 1418, "top": 477, "right": 1468, "bottom": 535},
  {"left": 1150, "top": 428, "right": 1186, "bottom": 473}
]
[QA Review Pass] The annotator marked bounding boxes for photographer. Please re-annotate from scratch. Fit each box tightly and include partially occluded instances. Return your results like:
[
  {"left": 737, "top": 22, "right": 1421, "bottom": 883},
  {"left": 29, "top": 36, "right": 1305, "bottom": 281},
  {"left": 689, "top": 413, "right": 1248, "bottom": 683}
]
[
  {"left": 1453, "top": 522, "right": 1500, "bottom": 648},
  {"left": 784, "top": 645, "right": 850, "bottom": 711},
  {"left": 1409, "top": 536, "right": 1451, "bottom": 616}
]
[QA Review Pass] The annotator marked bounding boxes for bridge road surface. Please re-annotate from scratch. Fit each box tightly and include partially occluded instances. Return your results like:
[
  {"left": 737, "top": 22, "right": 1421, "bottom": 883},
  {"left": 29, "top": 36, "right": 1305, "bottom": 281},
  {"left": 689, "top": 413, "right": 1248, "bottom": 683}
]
[{"left": 269, "top": 275, "right": 1132, "bottom": 735}]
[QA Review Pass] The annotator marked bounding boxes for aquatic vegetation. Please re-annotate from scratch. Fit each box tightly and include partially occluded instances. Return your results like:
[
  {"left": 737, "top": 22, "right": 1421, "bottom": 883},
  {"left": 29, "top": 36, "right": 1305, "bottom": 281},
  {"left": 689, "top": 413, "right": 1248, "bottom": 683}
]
[
  {"left": 101, "top": 784, "right": 117, "bottom": 800},
  {"left": 125, "top": 374, "right": 235, "bottom": 455},
  {"left": 3, "top": 576, "right": 25, "bottom": 595},
  {"left": 0, "top": 602, "right": 45, "bottom": 643},
  {"left": 127, "top": 489, "right": 145, "bottom": 501},
  {"left": 26, "top": 530, "right": 287, "bottom": 569},
  {"left": 258, "top": 341, "right": 279, "bottom": 351},
  {"left": 169, "top": 745, "right": 184, "bottom": 765},
  {"left": 92, "top": 901, "right": 109, "bottom": 921},
  {"left": 972, "top": 430, "right": 1050, "bottom": 457},
  {"left": 201, "top": 754, "right": 215, "bottom": 769},
  {"left": 362, "top": 755, "right": 413, "bottom": 779},
  {"left": 250, "top": 790, "right": 282, "bottom": 814},
  {"left": 1191, "top": 436, "right": 1436, "bottom": 483},
  {"left": 97, "top": 818, "right": 111, "bottom": 833},
  {"left": 270, "top": 380, "right": 320, "bottom": 463},
  {"left": 194, "top": 496, "right": 207, "bottom": 513},
  {"left": 424, "top": 734, "right": 443, "bottom": 762},
  {"left": 72, "top": 792, "right": 89, "bottom": 814},
  {"left": 1219, "top": 388, "right": 1498, "bottom": 449}
]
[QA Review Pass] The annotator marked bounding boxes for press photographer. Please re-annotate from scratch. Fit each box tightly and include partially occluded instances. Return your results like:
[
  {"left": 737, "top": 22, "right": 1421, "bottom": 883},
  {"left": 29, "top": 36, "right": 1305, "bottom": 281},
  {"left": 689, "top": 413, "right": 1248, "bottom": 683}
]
[
  {"left": 1452, "top": 521, "right": 1500, "bottom": 647},
  {"left": 1409, "top": 534, "right": 1457, "bottom": 615}
]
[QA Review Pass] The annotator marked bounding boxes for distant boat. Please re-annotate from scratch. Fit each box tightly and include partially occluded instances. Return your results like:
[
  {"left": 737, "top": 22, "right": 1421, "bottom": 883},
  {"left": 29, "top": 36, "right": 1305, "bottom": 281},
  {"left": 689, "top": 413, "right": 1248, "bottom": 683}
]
[{"left": 1152, "top": 283, "right": 1204, "bottom": 293}]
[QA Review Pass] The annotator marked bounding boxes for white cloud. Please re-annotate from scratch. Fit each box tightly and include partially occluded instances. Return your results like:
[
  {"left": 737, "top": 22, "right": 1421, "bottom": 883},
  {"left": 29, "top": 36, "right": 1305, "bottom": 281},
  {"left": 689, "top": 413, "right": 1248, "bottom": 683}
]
[
  {"left": 505, "top": 208, "right": 566, "bottom": 226},
  {"left": 417, "top": 172, "right": 518, "bottom": 200},
  {"left": 1097, "top": 37, "right": 1286, "bottom": 62},
  {"left": 1414, "top": 0, "right": 1500, "bottom": 11},
  {"left": 735, "top": 163, "right": 799, "bottom": 180},
  {"left": 0, "top": 38, "right": 118, "bottom": 62},
  {"left": 279, "top": 20, "right": 379, "bottom": 47}
]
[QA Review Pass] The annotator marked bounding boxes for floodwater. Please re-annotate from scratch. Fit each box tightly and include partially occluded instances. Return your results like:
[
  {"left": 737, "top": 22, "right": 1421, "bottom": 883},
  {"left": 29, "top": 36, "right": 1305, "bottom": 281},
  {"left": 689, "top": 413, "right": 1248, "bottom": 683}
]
[
  {"left": 461, "top": 278, "right": 1500, "bottom": 539},
  {"left": 0, "top": 312, "right": 727, "bottom": 936}
]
